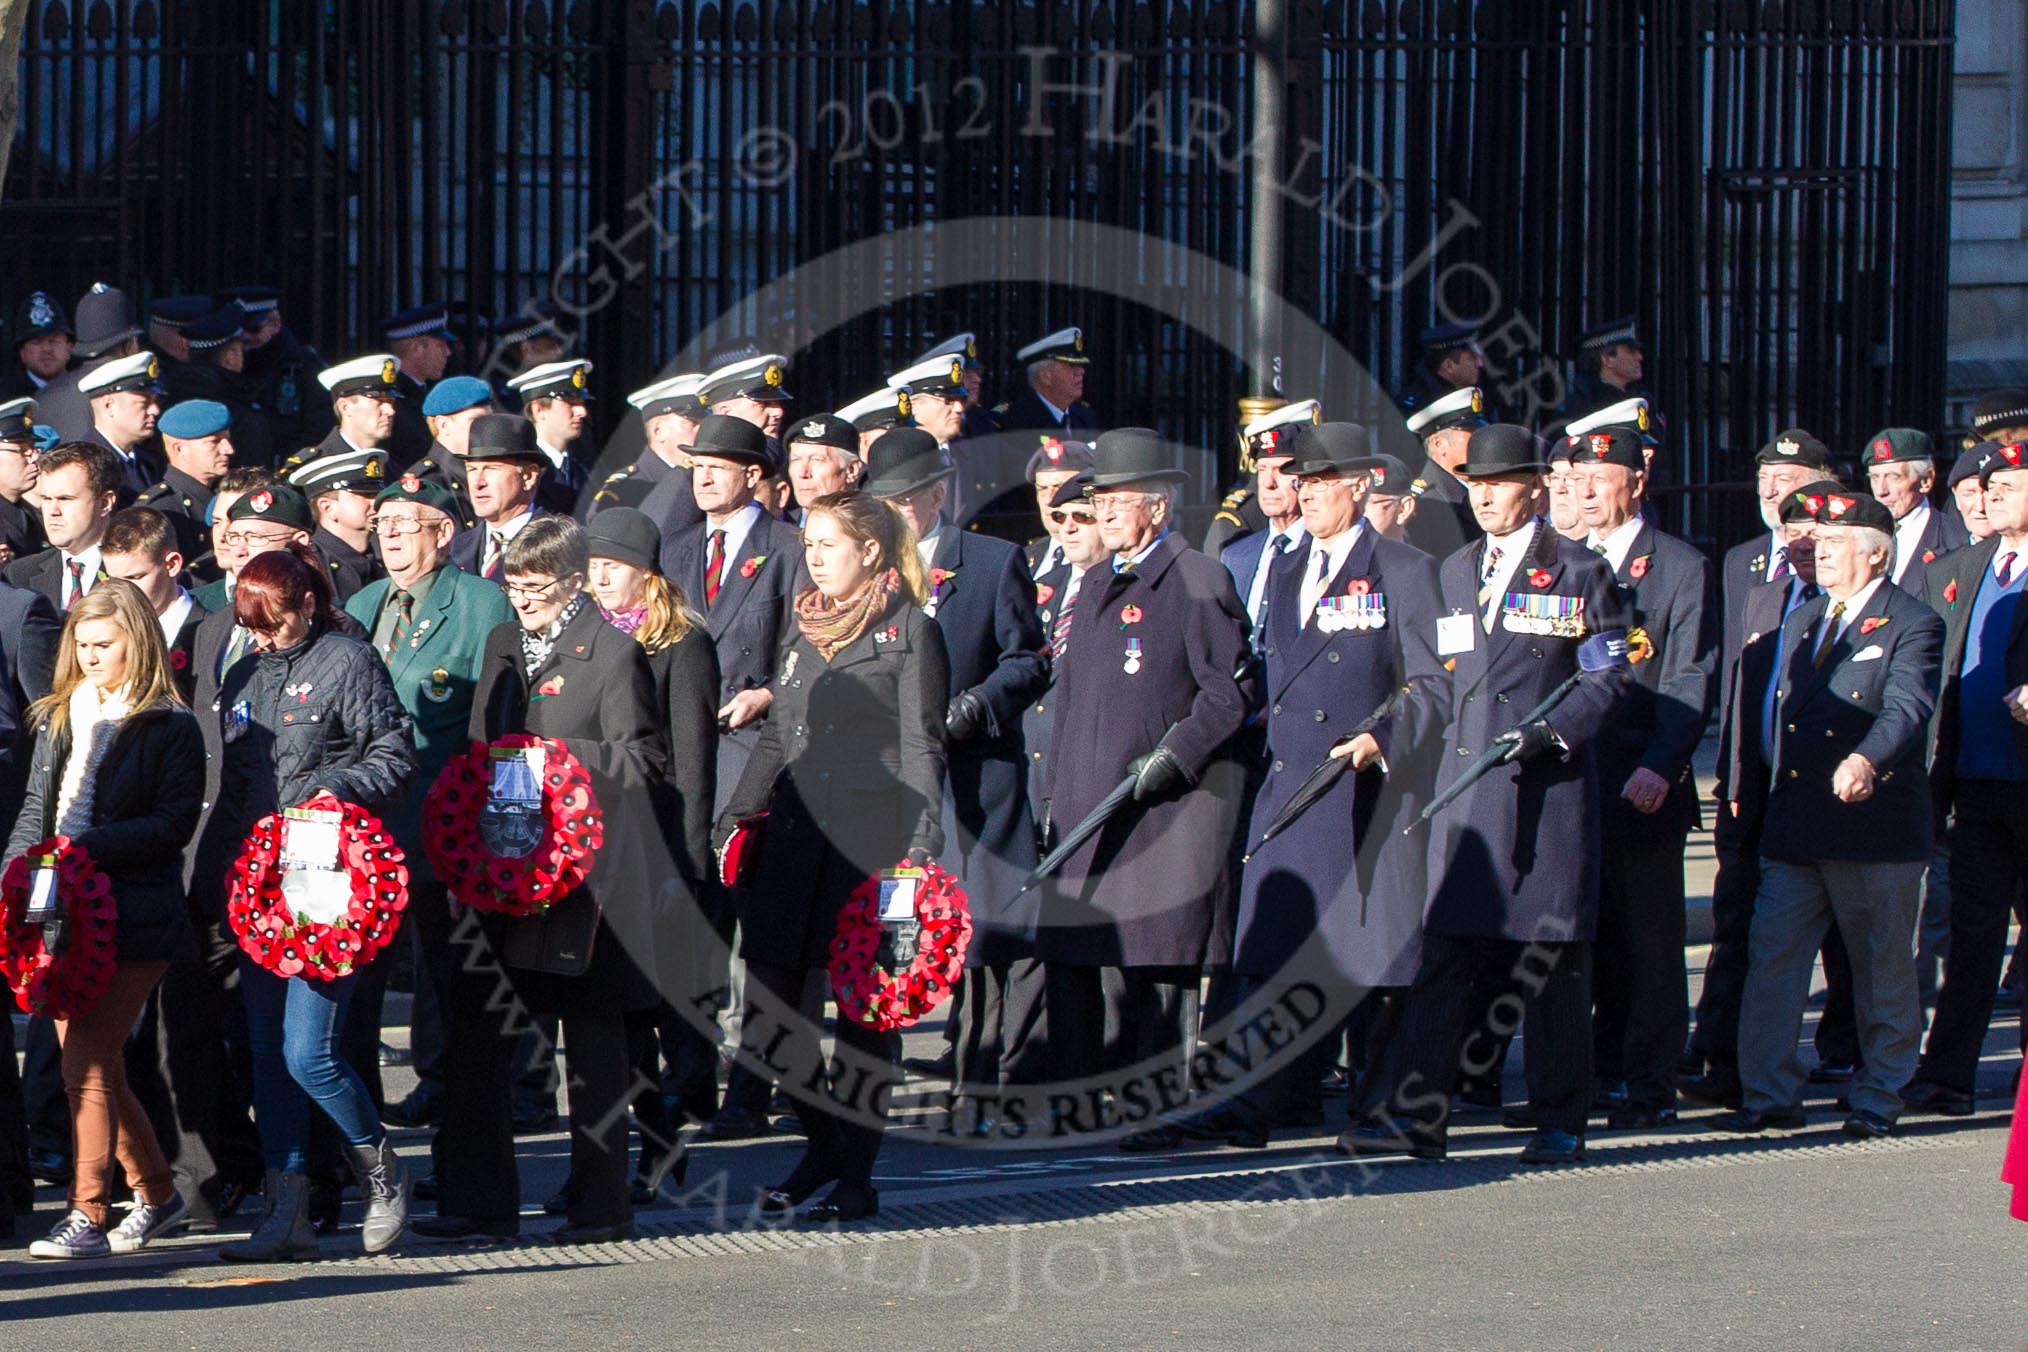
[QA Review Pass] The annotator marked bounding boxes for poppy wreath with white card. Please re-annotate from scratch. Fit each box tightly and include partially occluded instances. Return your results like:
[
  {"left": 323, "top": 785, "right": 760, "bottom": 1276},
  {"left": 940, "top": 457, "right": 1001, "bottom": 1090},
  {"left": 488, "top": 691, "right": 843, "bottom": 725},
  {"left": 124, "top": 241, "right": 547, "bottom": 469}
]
[
  {"left": 226, "top": 794, "right": 410, "bottom": 982},
  {"left": 827, "top": 859, "right": 973, "bottom": 1032},
  {"left": 0, "top": 836, "right": 115, "bottom": 1017},
  {"left": 423, "top": 733, "right": 604, "bottom": 917}
]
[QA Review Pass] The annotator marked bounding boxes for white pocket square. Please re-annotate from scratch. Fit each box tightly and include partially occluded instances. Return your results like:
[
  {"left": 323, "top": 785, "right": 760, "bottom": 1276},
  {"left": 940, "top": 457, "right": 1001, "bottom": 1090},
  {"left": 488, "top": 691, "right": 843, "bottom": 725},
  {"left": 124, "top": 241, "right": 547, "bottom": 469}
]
[{"left": 1851, "top": 644, "right": 1884, "bottom": 662}]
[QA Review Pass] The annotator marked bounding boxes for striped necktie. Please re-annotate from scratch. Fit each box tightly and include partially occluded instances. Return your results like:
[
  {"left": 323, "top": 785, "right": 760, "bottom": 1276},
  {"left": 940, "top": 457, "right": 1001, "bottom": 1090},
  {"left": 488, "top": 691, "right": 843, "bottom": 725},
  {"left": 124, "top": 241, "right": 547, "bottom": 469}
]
[
  {"left": 64, "top": 559, "right": 83, "bottom": 611},
  {"left": 1477, "top": 544, "right": 1504, "bottom": 633},
  {"left": 481, "top": 531, "right": 506, "bottom": 580},
  {"left": 705, "top": 530, "right": 727, "bottom": 606},
  {"left": 1812, "top": 600, "right": 1846, "bottom": 669},
  {"left": 385, "top": 591, "right": 414, "bottom": 659},
  {"left": 1050, "top": 574, "right": 1081, "bottom": 659}
]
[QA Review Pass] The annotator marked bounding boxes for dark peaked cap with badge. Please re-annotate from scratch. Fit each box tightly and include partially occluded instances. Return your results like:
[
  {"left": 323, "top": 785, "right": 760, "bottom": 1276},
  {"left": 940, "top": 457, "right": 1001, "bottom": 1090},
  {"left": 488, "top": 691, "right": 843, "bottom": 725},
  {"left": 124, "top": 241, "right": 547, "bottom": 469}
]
[
  {"left": 1458, "top": 422, "right": 1551, "bottom": 476},
  {"left": 860, "top": 428, "right": 954, "bottom": 497},
  {"left": 1286, "top": 421, "right": 1385, "bottom": 476},
  {"left": 1087, "top": 427, "right": 1187, "bottom": 487},
  {"left": 681, "top": 413, "right": 772, "bottom": 467}
]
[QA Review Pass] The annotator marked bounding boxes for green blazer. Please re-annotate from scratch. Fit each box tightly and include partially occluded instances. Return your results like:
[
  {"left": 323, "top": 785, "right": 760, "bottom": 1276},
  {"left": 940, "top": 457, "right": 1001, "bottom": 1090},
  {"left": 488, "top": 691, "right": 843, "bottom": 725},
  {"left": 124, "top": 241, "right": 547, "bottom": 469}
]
[{"left": 344, "top": 563, "right": 513, "bottom": 881}]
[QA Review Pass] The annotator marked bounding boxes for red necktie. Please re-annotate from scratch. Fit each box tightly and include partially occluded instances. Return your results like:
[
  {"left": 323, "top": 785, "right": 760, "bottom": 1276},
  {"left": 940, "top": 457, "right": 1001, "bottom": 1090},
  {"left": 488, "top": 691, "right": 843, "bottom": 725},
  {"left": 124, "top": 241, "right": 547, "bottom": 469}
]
[
  {"left": 1999, "top": 552, "right": 2017, "bottom": 588},
  {"left": 65, "top": 559, "right": 83, "bottom": 611},
  {"left": 704, "top": 530, "right": 726, "bottom": 607}
]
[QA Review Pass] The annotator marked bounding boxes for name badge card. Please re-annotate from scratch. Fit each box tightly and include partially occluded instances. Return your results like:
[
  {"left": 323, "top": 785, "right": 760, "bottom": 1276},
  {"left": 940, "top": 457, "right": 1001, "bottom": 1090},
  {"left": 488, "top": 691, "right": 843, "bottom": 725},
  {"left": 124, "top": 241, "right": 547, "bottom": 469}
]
[
  {"left": 1437, "top": 614, "right": 1476, "bottom": 656},
  {"left": 279, "top": 806, "right": 350, "bottom": 928}
]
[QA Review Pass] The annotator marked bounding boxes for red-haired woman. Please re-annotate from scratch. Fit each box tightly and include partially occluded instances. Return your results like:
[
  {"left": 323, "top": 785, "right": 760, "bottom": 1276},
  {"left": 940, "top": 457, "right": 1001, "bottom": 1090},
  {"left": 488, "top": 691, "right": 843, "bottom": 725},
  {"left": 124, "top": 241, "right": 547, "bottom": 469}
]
[{"left": 195, "top": 544, "right": 418, "bottom": 1260}]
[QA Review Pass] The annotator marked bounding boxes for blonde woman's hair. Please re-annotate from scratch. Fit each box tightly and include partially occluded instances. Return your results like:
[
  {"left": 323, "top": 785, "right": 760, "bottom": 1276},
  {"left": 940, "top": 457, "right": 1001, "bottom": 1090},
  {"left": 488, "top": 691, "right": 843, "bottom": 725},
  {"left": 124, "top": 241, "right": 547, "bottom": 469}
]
[
  {"left": 29, "top": 579, "right": 186, "bottom": 742},
  {"left": 633, "top": 572, "right": 699, "bottom": 655},
  {"left": 809, "top": 490, "right": 927, "bottom": 606}
]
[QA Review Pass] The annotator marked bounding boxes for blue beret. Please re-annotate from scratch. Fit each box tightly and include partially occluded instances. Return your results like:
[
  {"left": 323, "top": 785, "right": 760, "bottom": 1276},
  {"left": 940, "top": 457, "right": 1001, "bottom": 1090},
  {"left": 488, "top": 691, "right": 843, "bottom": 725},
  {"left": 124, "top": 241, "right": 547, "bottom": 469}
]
[
  {"left": 421, "top": 374, "right": 494, "bottom": 417},
  {"left": 158, "top": 399, "right": 231, "bottom": 439}
]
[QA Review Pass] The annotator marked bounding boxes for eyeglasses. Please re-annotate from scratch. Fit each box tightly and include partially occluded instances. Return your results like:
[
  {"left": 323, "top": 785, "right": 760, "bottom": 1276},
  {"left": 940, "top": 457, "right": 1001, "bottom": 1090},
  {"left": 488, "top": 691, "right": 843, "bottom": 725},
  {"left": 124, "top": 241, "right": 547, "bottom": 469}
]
[
  {"left": 222, "top": 529, "right": 295, "bottom": 547},
  {"left": 502, "top": 577, "right": 572, "bottom": 601},
  {"left": 370, "top": 515, "right": 430, "bottom": 537},
  {"left": 1047, "top": 509, "right": 1097, "bottom": 526}
]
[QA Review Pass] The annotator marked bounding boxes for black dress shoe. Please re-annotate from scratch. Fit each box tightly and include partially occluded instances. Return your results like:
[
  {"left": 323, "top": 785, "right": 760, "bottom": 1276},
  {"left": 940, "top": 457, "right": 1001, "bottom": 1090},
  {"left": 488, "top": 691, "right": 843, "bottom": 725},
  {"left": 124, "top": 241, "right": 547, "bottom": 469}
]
[
  {"left": 1900, "top": 1081, "right": 1975, "bottom": 1117},
  {"left": 383, "top": 1088, "right": 443, "bottom": 1129},
  {"left": 413, "top": 1172, "right": 440, "bottom": 1203},
  {"left": 1605, "top": 1106, "right": 1679, "bottom": 1130},
  {"left": 1118, "top": 1125, "right": 1180, "bottom": 1152},
  {"left": 1709, "top": 1106, "right": 1806, "bottom": 1133},
  {"left": 413, "top": 1214, "right": 518, "bottom": 1240},
  {"left": 1518, "top": 1129, "right": 1585, "bottom": 1165},
  {"left": 1500, "top": 1105, "right": 1535, "bottom": 1130},
  {"left": 378, "top": 1042, "right": 413, "bottom": 1068},
  {"left": 554, "top": 1221, "right": 636, "bottom": 1244},
  {"left": 1678, "top": 1074, "right": 1743, "bottom": 1110},
  {"left": 1807, "top": 1061, "right": 1855, "bottom": 1085},
  {"left": 697, "top": 1105, "right": 773, "bottom": 1141},
  {"left": 512, "top": 1104, "right": 560, "bottom": 1134},
  {"left": 804, "top": 1184, "right": 879, "bottom": 1224},
  {"left": 1173, "top": 1106, "right": 1243, "bottom": 1141},
  {"left": 27, "top": 1149, "right": 70, "bottom": 1185},
  {"left": 903, "top": 1049, "right": 955, "bottom": 1079},
  {"left": 1225, "top": 1120, "right": 1271, "bottom": 1150},
  {"left": 1841, "top": 1109, "right": 1894, "bottom": 1139},
  {"left": 1334, "top": 1123, "right": 1445, "bottom": 1161}
]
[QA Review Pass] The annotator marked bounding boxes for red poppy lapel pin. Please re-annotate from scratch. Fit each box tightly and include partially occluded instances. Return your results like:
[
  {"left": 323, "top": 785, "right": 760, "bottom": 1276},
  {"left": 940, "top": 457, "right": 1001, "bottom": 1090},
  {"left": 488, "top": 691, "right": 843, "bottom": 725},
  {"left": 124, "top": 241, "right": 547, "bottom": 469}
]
[
  {"left": 534, "top": 674, "right": 566, "bottom": 698},
  {"left": 1944, "top": 578, "right": 1959, "bottom": 605},
  {"left": 1120, "top": 604, "right": 1144, "bottom": 625},
  {"left": 1345, "top": 578, "right": 1371, "bottom": 596},
  {"left": 169, "top": 648, "right": 188, "bottom": 671},
  {"left": 740, "top": 555, "right": 767, "bottom": 579},
  {"left": 1860, "top": 616, "right": 1889, "bottom": 635},
  {"left": 1528, "top": 568, "right": 1553, "bottom": 589},
  {"left": 1629, "top": 555, "right": 1650, "bottom": 580},
  {"left": 1035, "top": 583, "right": 1055, "bottom": 606},
  {"left": 930, "top": 566, "right": 955, "bottom": 595},
  {"left": 1922, "top": 549, "right": 1936, "bottom": 564}
]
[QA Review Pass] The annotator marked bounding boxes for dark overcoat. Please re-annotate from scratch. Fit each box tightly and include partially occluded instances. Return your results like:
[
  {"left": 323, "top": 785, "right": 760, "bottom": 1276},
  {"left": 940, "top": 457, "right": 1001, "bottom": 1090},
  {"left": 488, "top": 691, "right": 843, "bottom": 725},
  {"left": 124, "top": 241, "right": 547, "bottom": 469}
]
[
  {"left": 1715, "top": 575, "right": 1801, "bottom": 834},
  {"left": 923, "top": 526, "right": 1049, "bottom": 966},
  {"left": 1762, "top": 581, "right": 1941, "bottom": 864},
  {"left": 1021, "top": 553, "right": 1076, "bottom": 822},
  {"left": 1414, "top": 523, "right": 1634, "bottom": 943},
  {"left": 7, "top": 704, "right": 204, "bottom": 963},
  {"left": 1233, "top": 528, "right": 1445, "bottom": 987},
  {"left": 1035, "top": 533, "right": 1255, "bottom": 968},
  {"left": 719, "top": 596, "right": 949, "bottom": 970},
  {"left": 471, "top": 603, "right": 670, "bottom": 1013},
  {"left": 660, "top": 509, "right": 807, "bottom": 813},
  {"left": 1593, "top": 521, "right": 1716, "bottom": 833}
]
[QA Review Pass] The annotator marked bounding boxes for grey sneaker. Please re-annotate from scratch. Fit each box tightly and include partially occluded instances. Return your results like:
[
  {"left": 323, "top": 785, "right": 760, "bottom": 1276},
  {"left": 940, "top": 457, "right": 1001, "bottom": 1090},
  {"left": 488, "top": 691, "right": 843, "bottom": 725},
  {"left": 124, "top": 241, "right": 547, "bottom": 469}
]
[
  {"left": 108, "top": 1192, "right": 190, "bottom": 1253},
  {"left": 28, "top": 1209, "right": 111, "bottom": 1260}
]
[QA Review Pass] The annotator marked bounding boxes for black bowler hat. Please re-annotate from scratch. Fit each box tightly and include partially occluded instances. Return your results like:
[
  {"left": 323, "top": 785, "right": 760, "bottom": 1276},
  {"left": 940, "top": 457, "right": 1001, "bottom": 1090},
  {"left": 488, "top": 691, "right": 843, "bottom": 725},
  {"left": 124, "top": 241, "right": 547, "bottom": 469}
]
[
  {"left": 1780, "top": 487, "right": 1894, "bottom": 534},
  {"left": 459, "top": 412, "right": 545, "bottom": 463},
  {"left": 1457, "top": 423, "right": 1550, "bottom": 477},
  {"left": 861, "top": 428, "right": 955, "bottom": 498},
  {"left": 1286, "top": 422, "right": 1384, "bottom": 477},
  {"left": 1563, "top": 426, "right": 1645, "bottom": 471},
  {"left": 682, "top": 413, "right": 773, "bottom": 468},
  {"left": 585, "top": 507, "right": 662, "bottom": 573},
  {"left": 1088, "top": 427, "right": 1187, "bottom": 488}
]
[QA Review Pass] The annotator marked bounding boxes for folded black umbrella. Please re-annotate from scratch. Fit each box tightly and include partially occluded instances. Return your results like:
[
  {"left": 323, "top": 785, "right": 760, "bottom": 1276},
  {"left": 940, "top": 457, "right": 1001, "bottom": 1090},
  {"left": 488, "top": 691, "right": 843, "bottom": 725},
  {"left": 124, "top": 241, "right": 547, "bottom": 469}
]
[
  {"left": 1240, "top": 690, "right": 1404, "bottom": 863},
  {"left": 1411, "top": 670, "right": 1582, "bottom": 831},
  {"left": 1016, "top": 770, "right": 1140, "bottom": 896}
]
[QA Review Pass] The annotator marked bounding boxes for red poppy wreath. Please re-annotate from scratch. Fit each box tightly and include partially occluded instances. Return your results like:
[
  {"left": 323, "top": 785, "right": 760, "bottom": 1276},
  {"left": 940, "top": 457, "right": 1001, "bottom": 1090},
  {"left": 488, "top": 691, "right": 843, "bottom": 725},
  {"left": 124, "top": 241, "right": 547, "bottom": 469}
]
[
  {"left": 227, "top": 795, "right": 410, "bottom": 981},
  {"left": 422, "top": 734, "right": 603, "bottom": 917},
  {"left": 827, "top": 859, "right": 973, "bottom": 1032},
  {"left": 0, "top": 837, "right": 115, "bottom": 1017}
]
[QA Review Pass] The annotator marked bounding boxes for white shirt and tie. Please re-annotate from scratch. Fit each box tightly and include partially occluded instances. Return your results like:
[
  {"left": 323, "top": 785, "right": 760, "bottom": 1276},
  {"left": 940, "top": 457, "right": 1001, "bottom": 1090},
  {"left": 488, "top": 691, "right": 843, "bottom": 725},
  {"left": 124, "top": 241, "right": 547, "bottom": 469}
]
[
  {"left": 1477, "top": 521, "right": 1537, "bottom": 632},
  {"left": 1299, "top": 523, "right": 1365, "bottom": 626},
  {"left": 479, "top": 508, "right": 539, "bottom": 577},
  {"left": 157, "top": 588, "right": 194, "bottom": 645},
  {"left": 1244, "top": 525, "right": 1306, "bottom": 636},
  {"left": 59, "top": 545, "right": 103, "bottom": 610},
  {"left": 1586, "top": 516, "right": 1644, "bottom": 573},
  {"left": 1890, "top": 501, "right": 1931, "bottom": 588}
]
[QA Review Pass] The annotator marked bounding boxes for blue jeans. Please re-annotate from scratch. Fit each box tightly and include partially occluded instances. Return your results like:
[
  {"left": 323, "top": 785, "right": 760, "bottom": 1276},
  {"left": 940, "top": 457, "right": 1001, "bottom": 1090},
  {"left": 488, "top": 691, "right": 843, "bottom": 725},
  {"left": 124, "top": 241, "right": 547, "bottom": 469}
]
[{"left": 238, "top": 957, "right": 381, "bottom": 1173}]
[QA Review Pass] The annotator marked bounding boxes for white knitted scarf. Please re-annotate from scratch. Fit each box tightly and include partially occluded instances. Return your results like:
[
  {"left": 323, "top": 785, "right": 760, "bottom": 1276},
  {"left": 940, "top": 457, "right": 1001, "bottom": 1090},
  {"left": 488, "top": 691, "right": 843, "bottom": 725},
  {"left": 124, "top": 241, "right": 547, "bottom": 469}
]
[{"left": 54, "top": 683, "right": 133, "bottom": 838}]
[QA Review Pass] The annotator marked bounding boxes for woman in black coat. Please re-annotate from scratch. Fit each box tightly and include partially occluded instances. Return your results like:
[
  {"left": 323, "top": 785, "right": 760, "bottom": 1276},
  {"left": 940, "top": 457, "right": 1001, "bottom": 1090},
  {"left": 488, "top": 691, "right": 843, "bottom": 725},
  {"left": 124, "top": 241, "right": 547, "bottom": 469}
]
[
  {"left": 580, "top": 507, "right": 719, "bottom": 1197},
  {"left": 8, "top": 581, "right": 204, "bottom": 1260},
  {"left": 469, "top": 516, "right": 669, "bottom": 1243},
  {"left": 716, "top": 490, "right": 949, "bottom": 1223}
]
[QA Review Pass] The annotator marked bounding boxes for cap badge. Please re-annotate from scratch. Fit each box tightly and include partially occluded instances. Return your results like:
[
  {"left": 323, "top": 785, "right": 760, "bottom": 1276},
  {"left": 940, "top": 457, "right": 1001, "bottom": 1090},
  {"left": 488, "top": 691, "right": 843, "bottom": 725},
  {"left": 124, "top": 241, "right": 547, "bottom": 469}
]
[
  {"left": 400, "top": 473, "right": 421, "bottom": 492},
  {"left": 1775, "top": 438, "right": 1799, "bottom": 457},
  {"left": 1872, "top": 438, "right": 1891, "bottom": 460},
  {"left": 1589, "top": 434, "right": 1612, "bottom": 457},
  {"left": 764, "top": 362, "right": 783, "bottom": 387},
  {"left": 380, "top": 358, "right": 397, "bottom": 384},
  {"left": 895, "top": 389, "right": 912, "bottom": 419},
  {"left": 1041, "top": 436, "right": 1063, "bottom": 463},
  {"left": 365, "top": 458, "right": 383, "bottom": 478},
  {"left": 27, "top": 294, "right": 53, "bottom": 328},
  {"left": 1636, "top": 405, "right": 1651, "bottom": 432},
  {"left": 1073, "top": 330, "right": 1084, "bottom": 352},
  {"left": 801, "top": 420, "right": 826, "bottom": 440},
  {"left": 1826, "top": 495, "right": 1853, "bottom": 519},
  {"left": 964, "top": 337, "right": 977, "bottom": 358},
  {"left": 1469, "top": 388, "right": 1484, "bottom": 413},
  {"left": 1796, "top": 492, "right": 1824, "bottom": 517},
  {"left": 947, "top": 358, "right": 963, "bottom": 384},
  {"left": 250, "top": 490, "right": 274, "bottom": 512},
  {"left": 145, "top": 357, "right": 159, "bottom": 379},
  {"left": 571, "top": 366, "right": 587, "bottom": 389}
]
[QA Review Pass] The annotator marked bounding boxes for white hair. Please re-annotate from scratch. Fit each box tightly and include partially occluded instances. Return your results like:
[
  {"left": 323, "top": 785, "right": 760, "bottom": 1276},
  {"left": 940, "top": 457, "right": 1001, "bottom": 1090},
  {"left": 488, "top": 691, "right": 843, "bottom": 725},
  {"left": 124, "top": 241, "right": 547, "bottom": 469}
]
[
  {"left": 1025, "top": 358, "right": 1054, "bottom": 391},
  {"left": 1848, "top": 525, "right": 1894, "bottom": 575}
]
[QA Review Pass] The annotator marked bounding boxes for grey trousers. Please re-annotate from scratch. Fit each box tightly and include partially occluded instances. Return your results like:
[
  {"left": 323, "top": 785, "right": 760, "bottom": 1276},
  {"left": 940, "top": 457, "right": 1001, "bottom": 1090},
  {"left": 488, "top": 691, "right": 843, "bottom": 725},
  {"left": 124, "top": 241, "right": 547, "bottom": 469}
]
[{"left": 1739, "top": 858, "right": 1924, "bottom": 1119}]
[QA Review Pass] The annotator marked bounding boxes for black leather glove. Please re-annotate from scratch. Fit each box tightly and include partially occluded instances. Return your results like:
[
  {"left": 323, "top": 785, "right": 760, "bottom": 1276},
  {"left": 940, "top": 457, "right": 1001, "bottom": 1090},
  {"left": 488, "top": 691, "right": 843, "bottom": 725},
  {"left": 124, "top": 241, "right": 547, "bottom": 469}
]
[
  {"left": 1494, "top": 720, "right": 1563, "bottom": 765},
  {"left": 1130, "top": 746, "right": 1191, "bottom": 802},
  {"left": 945, "top": 689, "right": 990, "bottom": 743}
]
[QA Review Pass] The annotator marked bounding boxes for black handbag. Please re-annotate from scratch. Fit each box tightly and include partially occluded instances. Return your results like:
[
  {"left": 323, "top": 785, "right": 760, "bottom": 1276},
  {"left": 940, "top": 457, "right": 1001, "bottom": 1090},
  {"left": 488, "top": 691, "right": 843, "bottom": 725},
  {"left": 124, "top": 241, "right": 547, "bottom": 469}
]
[{"left": 501, "top": 892, "right": 601, "bottom": 977}]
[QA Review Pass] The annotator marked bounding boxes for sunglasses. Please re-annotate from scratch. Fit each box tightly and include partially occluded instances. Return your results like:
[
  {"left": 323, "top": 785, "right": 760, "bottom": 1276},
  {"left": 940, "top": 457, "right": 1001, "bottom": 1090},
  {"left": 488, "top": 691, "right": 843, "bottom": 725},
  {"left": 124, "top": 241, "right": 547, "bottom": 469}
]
[{"left": 1047, "top": 509, "right": 1097, "bottom": 526}]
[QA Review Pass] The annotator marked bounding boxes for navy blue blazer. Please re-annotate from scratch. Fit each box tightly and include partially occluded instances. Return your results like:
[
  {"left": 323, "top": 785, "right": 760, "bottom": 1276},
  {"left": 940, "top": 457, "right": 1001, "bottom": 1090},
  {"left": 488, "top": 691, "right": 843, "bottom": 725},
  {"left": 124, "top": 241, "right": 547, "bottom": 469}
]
[
  {"left": 1888, "top": 502, "right": 1967, "bottom": 591},
  {"left": 1594, "top": 521, "right": 1716, "bottom": 831},
  {"left": 1762, "top": 580, "right": 1941, "bottom": 864},
  {"left": 1410, "top": 522, "right": 1635, "bottom": 943},
  {"left": 450, "top": 507, "right": 557, "bottom": 581}
]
